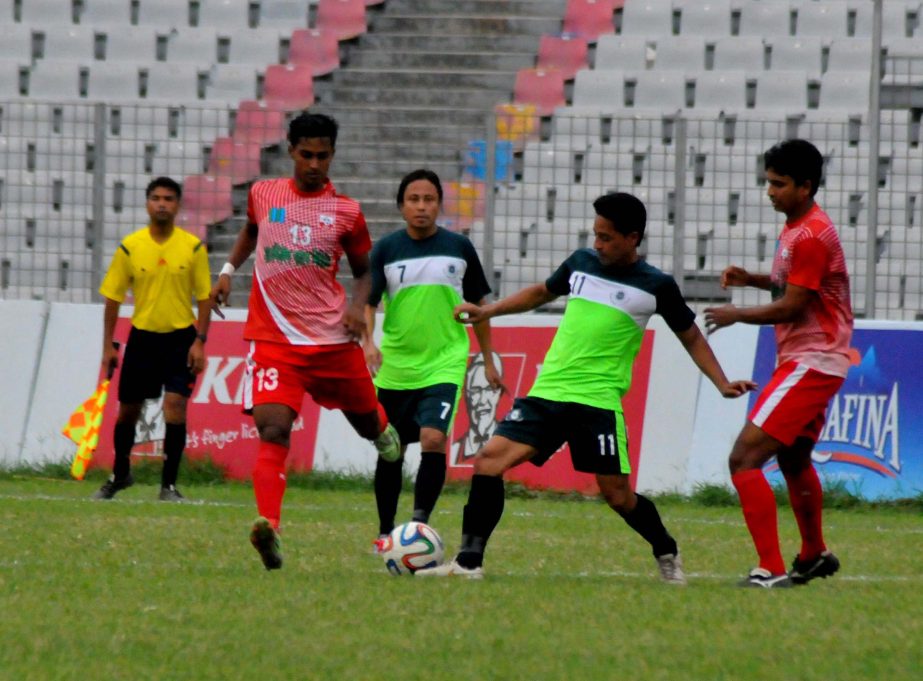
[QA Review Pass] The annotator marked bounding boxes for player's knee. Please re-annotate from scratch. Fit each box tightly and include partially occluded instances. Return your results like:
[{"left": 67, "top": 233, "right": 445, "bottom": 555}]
[
  {"left": 472, "top": 451, "right": 509, "bottom": 477},
  {"left": 419, "top": 431, "right": 447, "bottom": 453},
  {"left": 258, "top": 423, "right": 291, "bottom": 446}
]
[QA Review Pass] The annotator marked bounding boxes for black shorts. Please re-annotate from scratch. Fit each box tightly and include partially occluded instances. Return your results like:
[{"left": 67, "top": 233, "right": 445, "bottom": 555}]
[
  {"left": 118, "top": 325, "right": 197, "bottom": 403},
  {"left": 495, "top": 396, "right": 631, "bottom": 475},
  {"left": 377, "top": 383, "right": 460, "bottom": 445}
]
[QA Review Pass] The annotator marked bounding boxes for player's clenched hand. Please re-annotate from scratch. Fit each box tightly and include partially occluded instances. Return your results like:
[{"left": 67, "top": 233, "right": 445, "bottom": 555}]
[
  {"left": 719, "top": 379, "right": 758, "bottom": 398},
  {"left": 364, "top": 340, "right": 382, "bottom": 377},
  {"left": 454, "top": 303, "right": 484, "bottom": 324},
  {"left": 101, "top": 344, "right": 119, "bottom": 377},
  {"left": 720, "top": 266, "right": 750, "bottom": 289},
  {"left": 703, "top": 304, "right": 739, "bottom": 334},
  {"left": 187, "top": 343, "right": 206, "bottom": 375}
]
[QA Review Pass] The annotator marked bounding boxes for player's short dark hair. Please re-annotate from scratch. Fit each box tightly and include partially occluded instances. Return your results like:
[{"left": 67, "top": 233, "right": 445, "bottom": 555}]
[
  {"left": 146, "top": 176, "right": 182, "bottom": 200},
  {"left": 763, "top": 139, "right": 824, "bottom": 197},
  {"left": 593, "top": 192, "right": 646, "bottom": 244},
  {"left": 396, "top": 168, "right": 444, "bottom": 206},
  {"left": 288, "top": 112, "right": 339, "bottom": 148}
]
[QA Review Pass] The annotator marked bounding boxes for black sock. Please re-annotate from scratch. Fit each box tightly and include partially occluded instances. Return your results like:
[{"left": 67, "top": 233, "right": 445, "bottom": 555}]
[
  {"left": 616, "top": 493, "right": 678, "bottom": 558},
  {"left": 457, "top": 474, "right": 505, "bottom": 569},
  {"left": 412, "top": 451, "right": 446, "bottom": 524},
  {"left": 374, "top": 455, "right": 404, "bottom": 535},
  {"left": 161, "top": 423, "right": 186, "bottom": 488},
  {"left": 112, "top": 421, "right": 135, "bottom": 480}
]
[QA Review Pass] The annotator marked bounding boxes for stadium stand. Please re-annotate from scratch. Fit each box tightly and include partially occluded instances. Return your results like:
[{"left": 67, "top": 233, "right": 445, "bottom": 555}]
[
  {"left": 562, "top": 0, "right": 621, "bottom": 42},
  {"left": 536, "top": 34, "right": 588, "bottom": 81}
]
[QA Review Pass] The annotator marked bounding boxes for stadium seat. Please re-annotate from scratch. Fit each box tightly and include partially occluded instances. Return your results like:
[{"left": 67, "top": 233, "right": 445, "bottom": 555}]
[
  {"left": 223, "top": 28, "right": 283, "bottom": 65},
  {"left": 737, "top": 1, "right": 791, "bottom": 38},
  {"left": 0, "top": 25, "right": 31, "bottom": 60},
  {"left": 691, "top": 71, "right": 747, "bottom": 113},
  {"left": 27, "top": 60, "right": 84, "bottom": 100},
  {"left": 20, "top": 0, "right": 75, "bottom": 25},
  {"left": 257, "top": 0, "right": 310, "bottom": 28},
  {"left": 232, "top": 100, "right": 286, "bottom": 146},
  {"left": 768, "top": 38, "right": 823, "bottom": 77},
  {"left": 573, "top": 69, "right": 625, "bottom": 108},
  {"left": 206, "top": 64, "right": 260, "bottom": 102},
  {"left": 583, "top": 148, "right": 635, "bottom": 187},
  {"left": 38, "top": 26, "right": 95, "bottom": 61},
  {"left": 463, "top": 139, "right": 514, "bottom": 182},
  {"left": 263, "top": 63, "right": 314, "bottom": 110},
  {"left": 522, "top": 142, "right": 579, "bottom": 186},
  {"left": 513, "top": 68, "right": 566, "bottom": 116},
  {"left": 620, "top": 0, "right": 675, "bottom": 37},
  {"left": 108, "top": 103, "right": 172, "bottom": 141},
  {"left": 151, "top": 140, "right": 208, "bottom": 178},
  {"left": 752, "top": 70, "right": 810, "bottom": 113},
  {"left": 792, "top": 0, "right": 849, "bottom": 39},
  {"left": 712, "top": 37, "right": 765, "bottom": 72},
  {"left": 562, "top": 0, "right": 619, "bottom": 42},
  {"left": 826, "top": 39, "right": 876, "bottom": 73},
  {"left": 676, "top": 0, "right": 732, "bottom": 38},
  {"left": 143, "top": 63, "right": 204, "bottom": 101},
  {"left": 315, "top": 0, "right": 367, "bottom": 41},
  {"left": 177, "top": 174, "right": 234, "bottom": 239},
  {"left": 652, "top": 35, "right": 706, "bottom": 71},
  {"left": 198, "top": 0, "right": 253, "bottom": 29},
  {"left": 594, "top": 35, "right": 651, "bottom": 71},
  {"left": 206, "top": 136, "right": 261, "bottom": 185},
  {"left": 288, "top": 28, "right": 340, "bottom": 76},
  {"left": 853, "top": 1, "right": 919, "bottom": 39},
  {"left": 537, "top": 34, "right": 588, "bottom": 81},
  {"left": 494, "top": 103, "right": 539, "bottom": 149},
  {"left": 441, "top": 181, "right": 485, "bottom": 232},
  {"left": 172, "top": 105, "right": 233, "bottom": 143},
  {"left": 80, "top": 0, "right": 133, "bottom": 26},
  {"left": 98, "top": 26, "right": 158, "bottom": 63},
  {"left": 165, "top": 28, "right": 220, "bottom": 64},
  {"left": 818, "top": 71, "right": 871, "bottom": 114},
  {"left": 631, "top": 71, "right": 686, "bottom": 110},
  {"left": 137, "top": 0, "right": 191, "bottom": 28}
]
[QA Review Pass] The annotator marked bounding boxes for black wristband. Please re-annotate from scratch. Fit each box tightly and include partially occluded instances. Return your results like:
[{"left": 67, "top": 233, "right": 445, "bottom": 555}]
[{"left": 196, "top": 333, "right": 207, "bottom": 343}]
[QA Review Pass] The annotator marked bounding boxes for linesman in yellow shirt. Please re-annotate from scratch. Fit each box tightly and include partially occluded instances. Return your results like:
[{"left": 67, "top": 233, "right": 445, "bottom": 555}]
[{"left": 93, "top": 177, "right": 213, "bottom": 502}]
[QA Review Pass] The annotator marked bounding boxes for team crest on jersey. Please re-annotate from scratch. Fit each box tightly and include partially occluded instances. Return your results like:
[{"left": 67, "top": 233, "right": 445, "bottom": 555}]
[
  {"left": 781, "top": 247, "right": 790, "bottom": 260},
  {"left": 505, "top": 409, "right": 523, "bottom": 422},
  {"left": 445, "top": 263, "right": 461, "bottom": 279},
  {"left": 318, "top": 214, "right": 335, "bottom": 226},
  {"left": 610, "top": 290, "right": 626, "bottom": 304}
]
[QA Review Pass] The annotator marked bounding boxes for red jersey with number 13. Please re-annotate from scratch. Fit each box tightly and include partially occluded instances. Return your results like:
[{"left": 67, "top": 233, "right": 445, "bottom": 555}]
[{"left": 244, "top": 178, "right": 371, "bottom": 345}]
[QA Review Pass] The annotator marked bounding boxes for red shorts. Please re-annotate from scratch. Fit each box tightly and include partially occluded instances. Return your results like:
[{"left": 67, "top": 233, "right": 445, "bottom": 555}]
[
  {"left": 243, "top": 340, "right": 378, "bottom": 414},
  {"left": 748, "top": 360, "right": 844, "bottom": 446}
]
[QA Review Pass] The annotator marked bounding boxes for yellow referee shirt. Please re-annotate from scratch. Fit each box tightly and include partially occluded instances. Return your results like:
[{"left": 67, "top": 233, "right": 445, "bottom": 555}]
[{"left": 99, "top": 226, "right": 212, "bottom": 333}]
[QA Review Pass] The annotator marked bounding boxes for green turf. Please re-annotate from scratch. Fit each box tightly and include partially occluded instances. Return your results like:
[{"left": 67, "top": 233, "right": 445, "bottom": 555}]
[{"left": 1, "top": 477, "right": 920, "bottom": 681}]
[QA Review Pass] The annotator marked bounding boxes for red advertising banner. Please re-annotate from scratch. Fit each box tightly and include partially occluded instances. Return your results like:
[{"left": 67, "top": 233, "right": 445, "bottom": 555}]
[{"left": 94, "top": 317, "right": 655, "bottom": 493}]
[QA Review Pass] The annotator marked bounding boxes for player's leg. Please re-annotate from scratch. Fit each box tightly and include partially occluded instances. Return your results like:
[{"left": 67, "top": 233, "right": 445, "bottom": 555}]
[
  {"left": 159, "top": 327, "right": 199, "bottom": 501},
  {"left": 411, "top": 383, "right": 458, "bottom": 524},
  {"left": 93, "top": 401, "right": 142, "bottom": 499},
  {"left": 779, "top": 436, "right": 840, "bottom": 584},
  {"left": 372, "top": 388, "right": 413, "bottom": 543}
]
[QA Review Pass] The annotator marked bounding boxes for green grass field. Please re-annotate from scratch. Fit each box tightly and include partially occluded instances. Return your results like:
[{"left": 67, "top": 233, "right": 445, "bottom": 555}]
[{"left": 2, "top": 475, "right": 921, "bottom": 681}]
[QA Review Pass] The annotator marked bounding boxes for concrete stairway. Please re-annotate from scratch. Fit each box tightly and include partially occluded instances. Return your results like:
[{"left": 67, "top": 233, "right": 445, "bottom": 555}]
[{"left": 212, "top": 0, "right": 568, "bottom": 306}]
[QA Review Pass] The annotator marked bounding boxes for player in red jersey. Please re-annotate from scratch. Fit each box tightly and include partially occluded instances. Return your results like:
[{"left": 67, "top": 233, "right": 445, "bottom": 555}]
[
  {"left": 705, "top": 139, "right": 854, "bottom": 588},
  {"left": 211, "top": 112, "right": 401, "bottom": 570}
]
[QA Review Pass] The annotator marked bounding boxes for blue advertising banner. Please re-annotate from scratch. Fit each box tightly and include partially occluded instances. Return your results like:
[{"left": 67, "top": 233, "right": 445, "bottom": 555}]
[{"left": 752, "top": 323, "right": 923, "bottom": 500}]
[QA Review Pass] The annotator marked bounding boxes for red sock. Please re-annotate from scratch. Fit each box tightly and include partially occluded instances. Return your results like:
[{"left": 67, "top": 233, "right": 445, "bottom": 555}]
[
  {"left": 783, "top": 464, "right": 826, "bottom": 561},
  {"left": 253, "top": 441, "right": 288, "bottom": 530},
  {"left": 732, "top": 469, "right": 786, "bottom": 575},
  {"left": 376, "top": 402, "right": 390, "bottom": 436}
]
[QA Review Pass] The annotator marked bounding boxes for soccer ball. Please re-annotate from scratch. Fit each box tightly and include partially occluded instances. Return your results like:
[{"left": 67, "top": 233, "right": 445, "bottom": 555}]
[{"left": 380, "top": 521, "right": 445, "bottom": 576}]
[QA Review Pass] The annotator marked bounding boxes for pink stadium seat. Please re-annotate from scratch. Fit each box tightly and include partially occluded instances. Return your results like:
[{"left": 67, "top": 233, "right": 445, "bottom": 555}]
[
  {"left": 263, "top": 64, "right": 315, "bottom": 111},
  {"left": 232, "top": 100, "right": 286, "bottom": 147},
  {"left": 315, "top": 0, "right": 367, "bottom": 41},
  {"left": 537, "top": 34, "right": 589, "bottom": 81},
  {"left": 207, "top": 137, "right": 261, "bottom": 185},
  {"left": 562, "top": 0, "right": 620, "bottom": 42},
  {"left": 288, "top": 28, "right": 340, "bottom": 76},
  {"left": 177, "top": 174, "right": 234, "bottom": 238},
  {"left": 513, "top": 68, "right": 566, "bottom": 116}
]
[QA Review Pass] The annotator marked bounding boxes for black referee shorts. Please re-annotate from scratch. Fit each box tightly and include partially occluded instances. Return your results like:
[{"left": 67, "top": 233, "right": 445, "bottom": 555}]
[{"left": 117, "top": 325, "right": 197, "bottom": 403}]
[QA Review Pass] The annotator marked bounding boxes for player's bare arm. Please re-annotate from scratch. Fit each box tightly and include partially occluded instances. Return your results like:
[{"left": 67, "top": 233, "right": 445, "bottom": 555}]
[
  {"left": 470, "top": 296, "right": 506, "bottom": 392},
  {"left": 720, "top": 265, "right": 772, "bottom": 291},
  {"left": 455, "top": 283, "right": 558, "bottom": 324},
  {"left": 344, "top": 250, "right": 372, "bottom": 340},
  {"left": 211, "top": 221, "right": 258, "bottom": 308},
  {"left": 675, "top": 324, "right": 757, "bottom": 398},
  {"left": 101, "top": 297, "right": 121, "bottom": 373},
  {"left": 704, "top": 282, "right": 815, "bottom": 333},
  {"left": 362, "top": 304, "right": 382, "bottom": 376}
]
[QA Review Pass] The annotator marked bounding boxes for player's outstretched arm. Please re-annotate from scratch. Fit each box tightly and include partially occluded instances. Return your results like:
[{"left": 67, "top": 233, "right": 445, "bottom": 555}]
[
  {"left": 705, "top": 282, "right": 815, "bottom": 333},
  {"left": 454, "top": 283, "right": 558, "bottom": 324},
  {"left": 211, "top": 222, "right": 258, "bottom": 307},
  {"left": 470, "top": 297, "right": 507, "bottom": 392},
  {"left": 675, "top": 323, "right": 757, "bottom": 398},
  {"left": 720, "top": 265, "right": 772, "bottom": 291}
]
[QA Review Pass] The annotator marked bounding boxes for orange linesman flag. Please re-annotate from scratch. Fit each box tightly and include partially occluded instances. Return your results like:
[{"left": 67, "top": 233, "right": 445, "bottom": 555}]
[{"left": 63, "top": 379, "right": 111, "bottom": 480}]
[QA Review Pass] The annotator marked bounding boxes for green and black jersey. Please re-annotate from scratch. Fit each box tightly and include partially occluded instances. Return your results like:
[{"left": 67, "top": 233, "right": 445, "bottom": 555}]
[
  {"left": 531, "top": 249, "right": 696, "bottom": 411},
  {"left": 369, "top": 228, "right": 491, "bottom": 390}
]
